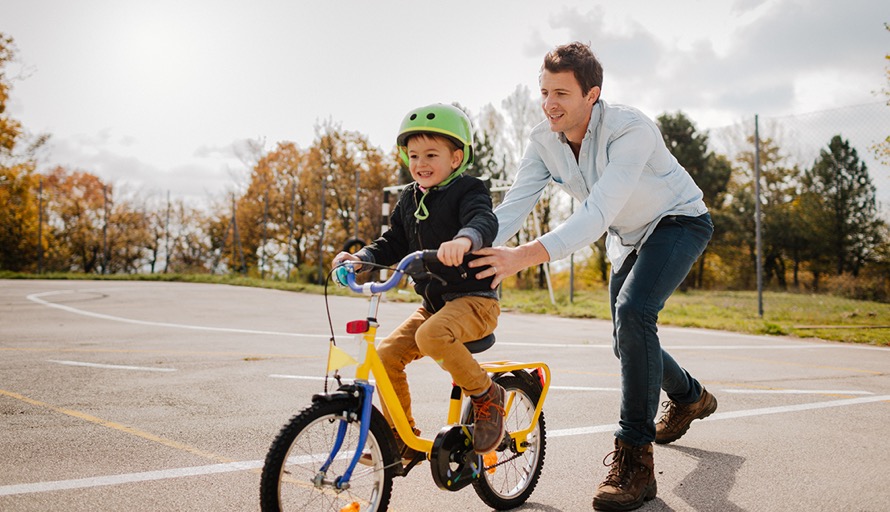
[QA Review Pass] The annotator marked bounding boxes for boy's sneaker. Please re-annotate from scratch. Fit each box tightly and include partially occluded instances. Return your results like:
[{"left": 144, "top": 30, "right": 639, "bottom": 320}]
[
  {"left": 655, "top": 388, "right": 717, "bottom": 444},
  {"left": 359, "top": 427, "right": 423, "bottom": 466},
  {"left": 471, "top": 382, "right": 506, "bottom": 454}
]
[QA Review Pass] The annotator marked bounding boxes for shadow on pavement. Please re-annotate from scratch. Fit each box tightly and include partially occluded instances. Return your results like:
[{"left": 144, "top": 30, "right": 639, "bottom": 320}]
[{"left": 664, "top": 444, "right": 747, "bottom": 512}]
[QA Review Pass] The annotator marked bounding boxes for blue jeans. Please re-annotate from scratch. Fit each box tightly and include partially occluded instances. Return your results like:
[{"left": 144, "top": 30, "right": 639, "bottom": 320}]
[{"left": 609, "top": 213, "right": 713, "bottom": 445}]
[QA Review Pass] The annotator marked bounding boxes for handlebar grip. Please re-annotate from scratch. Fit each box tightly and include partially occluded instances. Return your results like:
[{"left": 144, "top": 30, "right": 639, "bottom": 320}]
[
  {"left": 333, "top": 266, "right": 351, "bottom": 287},
  {"left": 420, "top": 250, "right": 439, "bottom": 264}
]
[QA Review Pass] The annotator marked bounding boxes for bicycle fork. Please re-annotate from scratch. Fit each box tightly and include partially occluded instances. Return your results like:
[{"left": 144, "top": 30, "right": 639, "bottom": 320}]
[{"left": 316, "top": 381, "right": 376, "bottom": 490}]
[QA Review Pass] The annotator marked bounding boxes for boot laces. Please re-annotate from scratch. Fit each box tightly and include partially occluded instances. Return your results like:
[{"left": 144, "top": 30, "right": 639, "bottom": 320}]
[
  {"left": 472, "top": 393, "right": 505, "bottom": 422},
  {"left": 658, "top": 400, "right": 680, "bottom": 428},
  {"left": 601, "top": 446, "right": 634, "bottom": 489}
]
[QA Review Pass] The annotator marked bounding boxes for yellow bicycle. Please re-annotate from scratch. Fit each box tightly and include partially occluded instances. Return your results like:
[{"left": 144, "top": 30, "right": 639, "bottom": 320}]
[{"left": 260, "top": 250, "right": 551, "bottom": 511}]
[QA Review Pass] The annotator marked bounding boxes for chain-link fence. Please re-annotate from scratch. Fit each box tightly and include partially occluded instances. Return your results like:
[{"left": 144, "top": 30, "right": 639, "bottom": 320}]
[{"left": 709, "top": 101, "right": 890, "bottom": 218}]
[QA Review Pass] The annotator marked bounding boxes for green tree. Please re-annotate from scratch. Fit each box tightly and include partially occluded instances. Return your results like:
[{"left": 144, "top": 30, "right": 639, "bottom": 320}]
[
  {"left": 657, "top": 111, "right": 732, "bottom": 288},
  {"left": 800, "top": 135, "right": 884, "bottom": 281},
  {"left": 723, "top": 136, "right": 799, "bottom": 289}
]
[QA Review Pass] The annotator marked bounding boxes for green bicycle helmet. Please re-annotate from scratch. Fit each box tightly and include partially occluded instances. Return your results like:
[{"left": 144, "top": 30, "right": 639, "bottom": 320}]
[{"left": 397, "top": 103, "right": 474, "bottom": 177}]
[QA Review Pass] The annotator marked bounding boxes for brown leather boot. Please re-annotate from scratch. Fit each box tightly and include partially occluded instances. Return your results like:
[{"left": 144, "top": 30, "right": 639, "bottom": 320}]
[
  {"left": 655, "top": 388, "right": 717, "bottom": 444},
  {"left": 471, "top": 382, "right": 506, "bottom": 454},
  {"left": 592, "top": 438, "right": 656, "bottom": 511}
]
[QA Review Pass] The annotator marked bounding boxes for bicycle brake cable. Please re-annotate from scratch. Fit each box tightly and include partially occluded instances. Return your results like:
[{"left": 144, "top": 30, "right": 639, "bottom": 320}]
[{"left": 322, "top": 261, "right": 397, "bottom": 393}]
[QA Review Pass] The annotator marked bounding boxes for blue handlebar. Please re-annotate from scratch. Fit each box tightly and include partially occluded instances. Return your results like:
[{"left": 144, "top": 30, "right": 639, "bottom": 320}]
[{"left": 339, "top": 250, "right": 438, "bottom": 295}]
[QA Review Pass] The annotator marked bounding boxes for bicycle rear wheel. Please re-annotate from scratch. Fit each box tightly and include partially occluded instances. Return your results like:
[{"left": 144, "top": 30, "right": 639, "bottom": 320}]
[
  {"left": 469, "top": 373, "right": 546, "bottom": 510},
  {"left": 260, "top": 398, "right": 395, "bottom": 512}
]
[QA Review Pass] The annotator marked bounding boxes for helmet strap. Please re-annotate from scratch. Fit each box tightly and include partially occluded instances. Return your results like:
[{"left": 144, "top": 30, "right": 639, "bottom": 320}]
[{"left": 412, "top": 167, "right": 464, "bottom": 221}]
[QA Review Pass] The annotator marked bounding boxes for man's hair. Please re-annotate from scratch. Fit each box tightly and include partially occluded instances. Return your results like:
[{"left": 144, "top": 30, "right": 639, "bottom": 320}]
[{"left": 542, "top": 41, "right": 603, "bottom": 95}]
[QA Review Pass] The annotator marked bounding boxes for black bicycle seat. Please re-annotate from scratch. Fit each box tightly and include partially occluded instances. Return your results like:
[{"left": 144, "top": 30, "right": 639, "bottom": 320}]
[{"left": 464, "top": 333, "right": 495, "bottom": 354}]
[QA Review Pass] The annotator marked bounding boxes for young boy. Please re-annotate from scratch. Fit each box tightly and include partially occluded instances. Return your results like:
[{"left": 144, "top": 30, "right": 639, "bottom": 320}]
[{"left": 332, "top": 103, "right": 504, "bottom": 459}]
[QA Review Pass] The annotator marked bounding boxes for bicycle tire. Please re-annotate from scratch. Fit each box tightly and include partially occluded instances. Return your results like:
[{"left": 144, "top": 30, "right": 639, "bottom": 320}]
[
  {"left": 468, "top": 372, "right": 546, "bottom": 510},
  {"left": 260, "top": 397, "right": 396, "bottom": 512}
]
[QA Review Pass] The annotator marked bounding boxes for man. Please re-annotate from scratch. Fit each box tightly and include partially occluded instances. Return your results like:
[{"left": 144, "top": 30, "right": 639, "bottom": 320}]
[{"left": 470, "top": 42, "right": 717, "bottom": 511}]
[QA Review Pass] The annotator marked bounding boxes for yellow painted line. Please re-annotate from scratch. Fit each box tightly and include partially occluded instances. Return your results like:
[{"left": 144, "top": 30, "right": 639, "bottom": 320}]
[{"left": 0, "top": 389, "right": 232, "bottom": 464}]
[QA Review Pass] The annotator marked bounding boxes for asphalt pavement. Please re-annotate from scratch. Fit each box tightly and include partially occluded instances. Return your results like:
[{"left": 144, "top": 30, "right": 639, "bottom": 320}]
[{"left": 1, "top": 279, "right": 888, "bottom": 511}]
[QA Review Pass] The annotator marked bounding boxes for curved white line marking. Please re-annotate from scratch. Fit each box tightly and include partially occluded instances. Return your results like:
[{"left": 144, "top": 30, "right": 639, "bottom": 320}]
[
  {"left": 27, "top": 290, "right": 328, "bottom": 339},
  {"left": 48, "top": 360, "right": 176, "bottom": 372}
]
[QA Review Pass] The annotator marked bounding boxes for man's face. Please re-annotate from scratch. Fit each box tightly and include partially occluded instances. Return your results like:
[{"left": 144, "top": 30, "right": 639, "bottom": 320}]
[{"left": 539, "top": 69, "right": 599, "bottom": 142}]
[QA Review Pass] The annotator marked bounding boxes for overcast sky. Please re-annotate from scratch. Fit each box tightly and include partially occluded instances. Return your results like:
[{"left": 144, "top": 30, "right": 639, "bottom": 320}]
[{"left": 3, "top": 0, "right": 888, "bottom": 205}]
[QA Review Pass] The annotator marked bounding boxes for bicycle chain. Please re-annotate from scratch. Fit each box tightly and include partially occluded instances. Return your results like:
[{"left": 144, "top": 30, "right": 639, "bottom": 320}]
[{"left": 483, "top": 450, "right": 523, "bottom": 470}]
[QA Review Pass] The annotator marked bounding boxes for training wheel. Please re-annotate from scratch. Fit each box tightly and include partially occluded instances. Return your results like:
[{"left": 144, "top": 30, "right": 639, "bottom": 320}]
[{"left": 429, "top": 425, "right": 481, "bottom": 491}]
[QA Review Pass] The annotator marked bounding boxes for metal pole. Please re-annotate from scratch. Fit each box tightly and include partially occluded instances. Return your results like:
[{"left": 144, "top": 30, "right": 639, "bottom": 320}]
[
  {"left": 164, "top": 190, "right": 171, "bottom": 273},
  {"left": 261, "top": 191, "right": 268, "bottom": 279},
  {"left": 354, "top": 169, "right": 360, "bottom": 240},
  {"left": 37, "top": 178, "right": 44, "bottom": 274},
  {"left": 569, "top": 198, "right": 574, "bottom": 303},
  {"left": 102, "top": 185, "right": 109, "bottom": 274},
  {"left": 317, "top": 179, "right": 327, "bottom": 284},
  {"left": 288, "top": 180, "right": 296, "bottom": 281},
  {"left": 754, "top": 115, "right": 764, "bottom": 318}
]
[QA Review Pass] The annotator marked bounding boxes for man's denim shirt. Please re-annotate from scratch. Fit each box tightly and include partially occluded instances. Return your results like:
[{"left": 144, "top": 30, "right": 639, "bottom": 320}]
[{"left": 493, "top": 100, "right": 708, "bottom": 272}]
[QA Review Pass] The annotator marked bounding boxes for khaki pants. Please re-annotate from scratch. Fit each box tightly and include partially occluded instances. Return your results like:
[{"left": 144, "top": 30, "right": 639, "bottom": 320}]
[{"left": 377, "top": 296, "right": 500, "bottom": 429}]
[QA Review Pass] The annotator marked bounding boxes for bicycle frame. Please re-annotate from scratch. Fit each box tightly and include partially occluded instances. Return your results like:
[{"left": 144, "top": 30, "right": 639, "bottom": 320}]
[{"left": 329, "top": 252, "right": 551, "bottom": 486}]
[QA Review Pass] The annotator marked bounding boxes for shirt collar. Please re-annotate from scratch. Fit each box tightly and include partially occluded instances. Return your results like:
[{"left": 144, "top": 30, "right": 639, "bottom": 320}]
[{"left": 557, "top": 101, "right": 602, "bottom": 144}]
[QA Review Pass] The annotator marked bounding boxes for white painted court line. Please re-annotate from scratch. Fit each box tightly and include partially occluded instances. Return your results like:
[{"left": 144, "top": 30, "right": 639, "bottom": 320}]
[
  {"left": 0, "top": 460, "right": 263, "bottom": 497},
  {"left": 270, "top": 377, "right": 874, "bottom": 397},
  {"left": 550, "top": 385, "right": 621, "bottom": 392},
  {"left": 270, "top": 374, "right": 376, "bottom": 384},
  {"left": 498, "top": 341, "right": 885, "bottom": 350},
  {"left": 27, "top": 291, "right": 329, "bottom": 339},
  {"left": 721, "top": 388, "right": 874, "bottom": 395},
  {"left": 48, "top": 360, "right": 176, "bottom": 372},
  {"left": 4, "top": 394, "right": 887, "bottom": 497},
  {"left": 548, "top": 394, "right": 890, "bottom": 437}
]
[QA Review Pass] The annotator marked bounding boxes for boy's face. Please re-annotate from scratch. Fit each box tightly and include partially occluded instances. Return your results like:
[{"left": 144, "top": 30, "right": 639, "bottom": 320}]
[{"left": 406, "top": 135, "right": 463, "bottom": 189}]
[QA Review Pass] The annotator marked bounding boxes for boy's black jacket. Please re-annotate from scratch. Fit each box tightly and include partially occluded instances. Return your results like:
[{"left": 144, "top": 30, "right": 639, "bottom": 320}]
[{"left": 360, "top": 175, "right": 497, "bottom": 312}]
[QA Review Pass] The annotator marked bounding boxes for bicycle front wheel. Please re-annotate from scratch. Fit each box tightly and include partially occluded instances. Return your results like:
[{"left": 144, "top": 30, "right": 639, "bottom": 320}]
[
  {"left": 260, "top": 398, "right": 395, "bottom": 512},
  {"left": 470, "top": 373, "right": 546, "bottom": 510}
]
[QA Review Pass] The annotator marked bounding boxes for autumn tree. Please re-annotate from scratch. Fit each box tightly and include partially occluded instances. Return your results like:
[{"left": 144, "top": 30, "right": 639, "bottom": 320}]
[
  {"left": 0, "top": 165, "right": 41, "bottom": 271},
  {"left": 41, "top": 166, "right": 108, "bottom": 273},
  {"left": 229, "top": 123, "right": 398, "bottom": 282},
  {"left": 304, "top": 121, "right": 398, "bottom": 282},
  {"left": 0, "top": 33, "right": 48, "bottom": 272},
  {"left": 230, "top": 141, "right": 304, "bottom": 276}
]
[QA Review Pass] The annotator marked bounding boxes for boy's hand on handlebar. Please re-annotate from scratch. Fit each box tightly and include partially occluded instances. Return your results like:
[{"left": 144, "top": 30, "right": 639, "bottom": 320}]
[
  {"left": 437, "top": 237, "right": 472, "bottom": 267},
  {"left": 332, "top": 251, "right": 363, "bottom": 272}
]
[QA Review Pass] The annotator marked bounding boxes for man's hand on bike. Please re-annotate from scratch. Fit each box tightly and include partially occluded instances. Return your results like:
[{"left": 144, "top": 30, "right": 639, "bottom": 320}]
[
  {"left": 469, "top": 241, "right": 551, "bottom": 289},
  {"left": 437, "top": 237, "right": 472, "bottom": 267}
]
